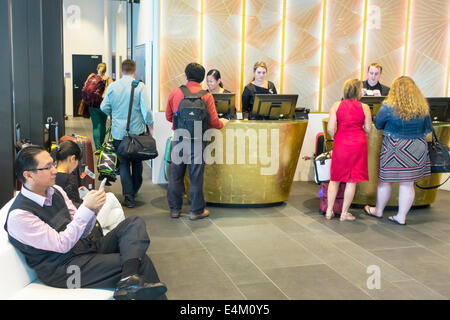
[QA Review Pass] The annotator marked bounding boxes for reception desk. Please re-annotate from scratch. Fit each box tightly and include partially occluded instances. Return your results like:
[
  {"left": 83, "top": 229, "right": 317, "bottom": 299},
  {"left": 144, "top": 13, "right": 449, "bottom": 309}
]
[
  {"left": 185, "top": 119, "right": 308, "bottom": 205},
  {"left": 322, "top": 119, "right": 450, "bottom": 207}
]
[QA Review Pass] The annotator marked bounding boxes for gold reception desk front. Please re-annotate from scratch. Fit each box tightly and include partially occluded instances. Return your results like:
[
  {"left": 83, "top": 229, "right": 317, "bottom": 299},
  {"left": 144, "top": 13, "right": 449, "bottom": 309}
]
[
  {"left": 192, "top": 120, "right": 308, "bottom": 205},
  {"left": 322, "top": 119, "right": 450, "bottom": 207}
]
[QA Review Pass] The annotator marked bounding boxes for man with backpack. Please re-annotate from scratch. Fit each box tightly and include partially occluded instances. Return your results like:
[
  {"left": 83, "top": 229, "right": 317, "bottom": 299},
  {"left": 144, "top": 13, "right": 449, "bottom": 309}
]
[
  {"left": 165, "top": 62, "right": 229, "bottom": 220},
  {"left": 100, "top": 60, "right": 152, "bottom": 208}
]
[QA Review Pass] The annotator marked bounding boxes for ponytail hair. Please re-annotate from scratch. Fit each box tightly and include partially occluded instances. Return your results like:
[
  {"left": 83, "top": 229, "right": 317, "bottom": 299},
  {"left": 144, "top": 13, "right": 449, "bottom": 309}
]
[
  {"left": 207, "top": 69, "right": 224, "bottom": 88},
  {"left": 97, "top": 62, "right": 107, "bottom": 75},
  {"left": 51, "top": 140, "right": 82, "bottom": 163}
]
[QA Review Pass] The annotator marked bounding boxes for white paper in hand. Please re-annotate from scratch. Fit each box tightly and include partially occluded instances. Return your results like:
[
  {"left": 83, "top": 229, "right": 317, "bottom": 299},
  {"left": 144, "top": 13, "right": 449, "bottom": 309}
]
[{"left": 99, "top": 178, "right": 107, "bottom": 191}]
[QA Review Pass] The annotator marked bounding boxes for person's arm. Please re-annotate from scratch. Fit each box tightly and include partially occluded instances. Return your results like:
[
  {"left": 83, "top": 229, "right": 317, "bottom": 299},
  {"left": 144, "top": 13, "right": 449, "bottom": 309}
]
[
  {"left": 362, "top": 103, "right": 372, "bottom": 134},
  {"left": 100, "top": 86, "right": 112, "bottom": 116},
  {"left": 139, "top": 84, "right": 153, "bottom": 126},
  {"left": 6, "top": 187, "right": 104, "bottom": 254},
  {"left": 165, "top": 90, "right": 176, "bottom": 123},
  {"left": 424, "top": 114, "right": 433, "bottom": 135},
  {"left": 241, "top": 87, "right": 252, "bottom": 115},
  {"left": 327, "top": 102, "right": 339, "bottom": 139},
  {"left": 270, "top": 82, "right": 277, "bottom": 94},
  {"left": 63, "top": 174, "right": 83, "bottom": 208},
  {"left": 205, "top": 94, "right": 224, "bottom": 129},
  {"left": 374, "top": 105, "right": 390, "bottom": 130},
  {"left": 54, "top": 185, "right": 97, "bottom": 238}
]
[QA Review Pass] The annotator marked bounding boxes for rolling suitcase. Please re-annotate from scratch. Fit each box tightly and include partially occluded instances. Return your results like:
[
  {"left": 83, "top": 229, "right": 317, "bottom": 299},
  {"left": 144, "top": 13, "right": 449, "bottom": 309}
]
[
  {"left": 318, "top": 182, "right": 346, "bottom": 215},
  {"left": 60, "top": 134, "right": 96, "bottom": 190}
]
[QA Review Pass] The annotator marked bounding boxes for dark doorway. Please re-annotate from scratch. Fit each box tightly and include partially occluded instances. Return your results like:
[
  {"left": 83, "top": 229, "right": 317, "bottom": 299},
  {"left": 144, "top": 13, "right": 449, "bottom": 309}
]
[{"left": 72, "top": 54, "right": 102, "bottom": 116}]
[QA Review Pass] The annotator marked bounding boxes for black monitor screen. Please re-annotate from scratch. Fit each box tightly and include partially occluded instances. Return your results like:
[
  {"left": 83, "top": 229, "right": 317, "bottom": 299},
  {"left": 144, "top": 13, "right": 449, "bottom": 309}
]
[
  {"left": 252, "top": 94, "right": 298, "bottom": 120},
  {"left": 212, "top": 93, "right": 236, "bottom": 119},
  {"left": 427, "top": 97, "right": 450, "bottom": 122},
  {"left": 360, "top": 96, "right": 386, "bottom": 117}
]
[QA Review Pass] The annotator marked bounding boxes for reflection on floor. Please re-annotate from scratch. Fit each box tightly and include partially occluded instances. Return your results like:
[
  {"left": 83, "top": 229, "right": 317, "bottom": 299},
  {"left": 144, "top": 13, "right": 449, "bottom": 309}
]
[{"left": 67, "top": 116, "right": 450, "bottom": 300}]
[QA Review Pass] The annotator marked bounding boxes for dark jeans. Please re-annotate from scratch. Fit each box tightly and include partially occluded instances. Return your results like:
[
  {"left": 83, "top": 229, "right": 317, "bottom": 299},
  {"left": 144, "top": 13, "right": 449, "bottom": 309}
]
[
  {"left": 112, "top": 139, "right": 143, "bottom": 199},
  {"left": 47, "top": 217, "right": 166, "bottom": 299},
  {"left": 167, "top": 140, "right": 206, "bottom": 215}
]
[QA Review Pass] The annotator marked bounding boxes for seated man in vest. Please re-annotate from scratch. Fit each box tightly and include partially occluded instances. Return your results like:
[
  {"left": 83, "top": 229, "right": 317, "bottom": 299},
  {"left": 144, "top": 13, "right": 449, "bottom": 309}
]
[
  {"left": 362, "top": 62, "right": 390, "bottom": 96},
  {"left": 4, "top": 146, "right": 167, "bottom": 300},
  {"left": 165, "top": 62, "right": 229, "bottom": 220}
]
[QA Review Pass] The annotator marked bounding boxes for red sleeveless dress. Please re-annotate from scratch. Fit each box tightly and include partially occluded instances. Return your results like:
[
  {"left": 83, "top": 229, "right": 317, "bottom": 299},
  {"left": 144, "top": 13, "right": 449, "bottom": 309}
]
[{"left": 330, "top": 99, "right": 368, "bottom": 182}]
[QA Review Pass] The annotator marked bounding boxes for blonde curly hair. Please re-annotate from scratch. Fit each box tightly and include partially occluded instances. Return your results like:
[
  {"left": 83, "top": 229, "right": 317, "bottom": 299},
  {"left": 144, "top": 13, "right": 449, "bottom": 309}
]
[{"left": 383, "top": 76, "right": 429, "bottom": 120}]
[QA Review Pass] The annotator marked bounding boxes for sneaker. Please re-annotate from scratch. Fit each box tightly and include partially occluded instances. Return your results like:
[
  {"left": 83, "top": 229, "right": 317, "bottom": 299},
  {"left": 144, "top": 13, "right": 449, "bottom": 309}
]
[
  {"left": 114, "top": 274, "right": 167, "bottom": 300},
  {"left": 189, "top": 209, "right": 209, "bottom": 221},
  {"left": 170, "top": 211, "right": 181, "bottom": 219}
]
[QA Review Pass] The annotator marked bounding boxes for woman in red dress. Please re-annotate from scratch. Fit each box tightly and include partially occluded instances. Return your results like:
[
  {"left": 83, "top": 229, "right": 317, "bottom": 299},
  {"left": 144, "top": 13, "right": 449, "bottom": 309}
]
[{"left": 326, "top": 79, "right": 372, "bottom": 221}]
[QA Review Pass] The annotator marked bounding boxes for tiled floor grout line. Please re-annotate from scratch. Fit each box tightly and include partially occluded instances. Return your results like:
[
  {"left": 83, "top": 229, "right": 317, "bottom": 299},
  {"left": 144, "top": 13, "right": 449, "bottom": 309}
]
[
  {"left": 388, "top": 278, "right": 447, "bottom": 300},
  {"left": 262, "top": 216, "right": 379, "bottom": 299},
  {"left": 289, "top": 209, "right": 450, "bottom": 298},
  {"left": 265, "top": 207, "right": 432, "bottom": 299},
  {"left": 179, "top": 217, "right": 248, "bottom": 300},
  {"left": 208, "top": 218, "right": 292, "bottom": 300}
]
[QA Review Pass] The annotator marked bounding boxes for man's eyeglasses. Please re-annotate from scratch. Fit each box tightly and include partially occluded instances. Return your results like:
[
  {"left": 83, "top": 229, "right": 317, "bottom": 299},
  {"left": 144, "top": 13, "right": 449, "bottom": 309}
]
[{"left": 28, "top": 161, "right": 57, "bottom": 172}]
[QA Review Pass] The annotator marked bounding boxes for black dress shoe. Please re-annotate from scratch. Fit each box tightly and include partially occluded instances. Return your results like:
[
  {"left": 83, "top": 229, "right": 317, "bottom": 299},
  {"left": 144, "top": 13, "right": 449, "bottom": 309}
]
[
  {"left": 114, "top": 274, "right": 167, "bottom": 300},
  {"left": 123, "top": 196, "right": 136, "bottom": 208}
]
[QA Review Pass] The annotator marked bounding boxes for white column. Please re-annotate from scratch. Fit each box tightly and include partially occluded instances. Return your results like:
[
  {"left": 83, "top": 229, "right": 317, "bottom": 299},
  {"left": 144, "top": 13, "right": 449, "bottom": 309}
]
[{"left": 103, "top": 0, "right": 112, "bottom": 78}]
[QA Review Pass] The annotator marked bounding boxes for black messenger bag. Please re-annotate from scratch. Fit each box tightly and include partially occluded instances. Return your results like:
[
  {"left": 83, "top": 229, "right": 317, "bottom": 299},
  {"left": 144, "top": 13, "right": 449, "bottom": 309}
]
[{"left": 117, "top": 80, "right": 158, "bottom": 161}]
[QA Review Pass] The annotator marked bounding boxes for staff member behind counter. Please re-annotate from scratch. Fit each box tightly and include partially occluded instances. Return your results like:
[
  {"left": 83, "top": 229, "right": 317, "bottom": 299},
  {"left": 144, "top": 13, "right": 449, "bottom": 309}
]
[
  {"left": 206, "top": 69, "right": 231, "bottom": 94},
  {"left": 241, "top": 61, "right": 277, "bottom": 119},
  {"left": 362, "top": 62, "right": 390, "bottom": 97}
]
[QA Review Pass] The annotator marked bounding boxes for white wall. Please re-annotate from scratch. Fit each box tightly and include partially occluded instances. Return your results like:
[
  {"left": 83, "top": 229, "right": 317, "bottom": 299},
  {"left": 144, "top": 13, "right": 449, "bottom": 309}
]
[{"left": 62, "top": 0, "right": 126, "bottom": 116}]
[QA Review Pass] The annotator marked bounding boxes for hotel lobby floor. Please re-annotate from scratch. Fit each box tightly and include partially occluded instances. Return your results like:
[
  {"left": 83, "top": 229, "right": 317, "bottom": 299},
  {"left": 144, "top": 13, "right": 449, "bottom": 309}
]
[{"left": 67, "top": 116, "right": 450, "bottom": 300}]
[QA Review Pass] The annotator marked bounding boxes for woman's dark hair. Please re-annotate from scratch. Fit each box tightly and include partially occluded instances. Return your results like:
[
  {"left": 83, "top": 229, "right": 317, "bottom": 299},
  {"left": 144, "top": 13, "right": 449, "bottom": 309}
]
[
  {"left": 185, "top": 62, "right": 205, "bottom": 83},
  {"left": 50, "top": 140, "right": 82, "bottom": 162},
  {"left": 207, "top": 69, "right": 223, "bottom": 88},
  {"left": 16, "top": 145, "right": 46, "bottom": 183}
]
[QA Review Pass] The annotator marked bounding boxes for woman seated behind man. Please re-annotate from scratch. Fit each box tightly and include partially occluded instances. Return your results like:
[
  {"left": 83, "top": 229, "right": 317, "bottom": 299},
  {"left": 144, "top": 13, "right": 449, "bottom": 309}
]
[
  {"left": 51, "top": 140, "right": 125, "bottom": 233},
  {"left": 364, "top": 76, "right": 432, "bottom": 225},
  {"left": 326, "top": 79, "right": 372, "bottom": 221}
]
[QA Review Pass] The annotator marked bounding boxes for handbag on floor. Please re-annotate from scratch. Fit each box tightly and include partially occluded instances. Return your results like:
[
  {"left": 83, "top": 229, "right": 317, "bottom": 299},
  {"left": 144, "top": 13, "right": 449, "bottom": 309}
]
[{"left": 117, "top": 80, "right": 158, "bottom": 161}]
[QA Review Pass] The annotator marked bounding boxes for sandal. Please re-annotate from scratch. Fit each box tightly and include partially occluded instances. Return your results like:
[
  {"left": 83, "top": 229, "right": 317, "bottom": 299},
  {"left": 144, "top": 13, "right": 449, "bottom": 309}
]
[
  {"left": 363, "top": 205, "right": 383, "bottom": 219},
  {"left": 340, "top": 212, "right": 356, "bottom": 221},
  {"left": 388, "top": 216, "right": 406, "bottom": 226},
  {"left": 325, "top": 210, "right": 335, "bottom": 220}
]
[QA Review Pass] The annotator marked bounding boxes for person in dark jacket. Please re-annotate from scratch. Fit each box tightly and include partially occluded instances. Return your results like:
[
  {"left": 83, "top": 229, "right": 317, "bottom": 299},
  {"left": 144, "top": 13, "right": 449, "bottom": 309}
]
[
  {"left": 241, "top": 61, "right": 277, "bottom": 119},
  {"left": 52, "top": 140, "right": 125, "bottom": 233},
  {"left": 5, "top": 145, "right": 167, "bottom": 300},
  {"left": 364, "top": 76, "right": 432, "bottom": 225},
  {"left": 362, "top": 62, "right": 390, "bottom": 97}
]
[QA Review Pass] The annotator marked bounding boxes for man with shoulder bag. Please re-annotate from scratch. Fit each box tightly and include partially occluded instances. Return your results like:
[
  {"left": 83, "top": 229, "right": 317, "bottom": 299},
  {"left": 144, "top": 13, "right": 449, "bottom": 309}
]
[{"left": 100, "top": 60, "right": 153, "bottom": 208}]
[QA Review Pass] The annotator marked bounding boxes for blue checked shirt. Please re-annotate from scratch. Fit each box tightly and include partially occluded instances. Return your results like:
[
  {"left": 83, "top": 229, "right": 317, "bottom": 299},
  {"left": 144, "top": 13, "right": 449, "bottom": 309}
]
[{"left": 100, "top": 75, "right": 153, "bottom": 140}]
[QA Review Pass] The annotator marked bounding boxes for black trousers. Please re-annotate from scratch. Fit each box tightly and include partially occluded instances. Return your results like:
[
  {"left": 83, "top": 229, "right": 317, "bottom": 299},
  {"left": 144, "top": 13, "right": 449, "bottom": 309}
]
[
  {"left": 167, "top": 140, "right": 206, "bottom": 215},
  {"left": 47, "top": 217, "right": 166, "bottom": 299}
]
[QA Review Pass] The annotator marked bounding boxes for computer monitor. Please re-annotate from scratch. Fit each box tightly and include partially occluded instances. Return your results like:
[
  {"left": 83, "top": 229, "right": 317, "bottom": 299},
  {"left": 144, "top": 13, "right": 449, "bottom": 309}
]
[
  {"left": 251, "top": 94, "right": 298, "bottom": 120},
  {"left": 360, "top": 96, "right": 386, "bottom": 117},
  {"left": 427, "top": 97, "right": 450, "bottom": 122},
  {"left": 212, "top": 93, "right": 236, "bottom": 119}
]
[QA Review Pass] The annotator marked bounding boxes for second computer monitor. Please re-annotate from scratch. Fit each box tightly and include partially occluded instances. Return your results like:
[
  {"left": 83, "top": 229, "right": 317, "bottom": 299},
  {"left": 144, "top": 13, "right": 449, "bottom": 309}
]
[
  {"left": 251, "top": 94, "right": 298, "bottom": 120},
  {"left": 212, "top": 93, "right": 236, "bottom": 119}
]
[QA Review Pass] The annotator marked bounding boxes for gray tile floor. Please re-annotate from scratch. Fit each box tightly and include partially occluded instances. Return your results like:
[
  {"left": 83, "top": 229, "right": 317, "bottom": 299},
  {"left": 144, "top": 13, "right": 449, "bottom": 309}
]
[{"left": 67, "top": 116, "right": 450, "bottom": 300}]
